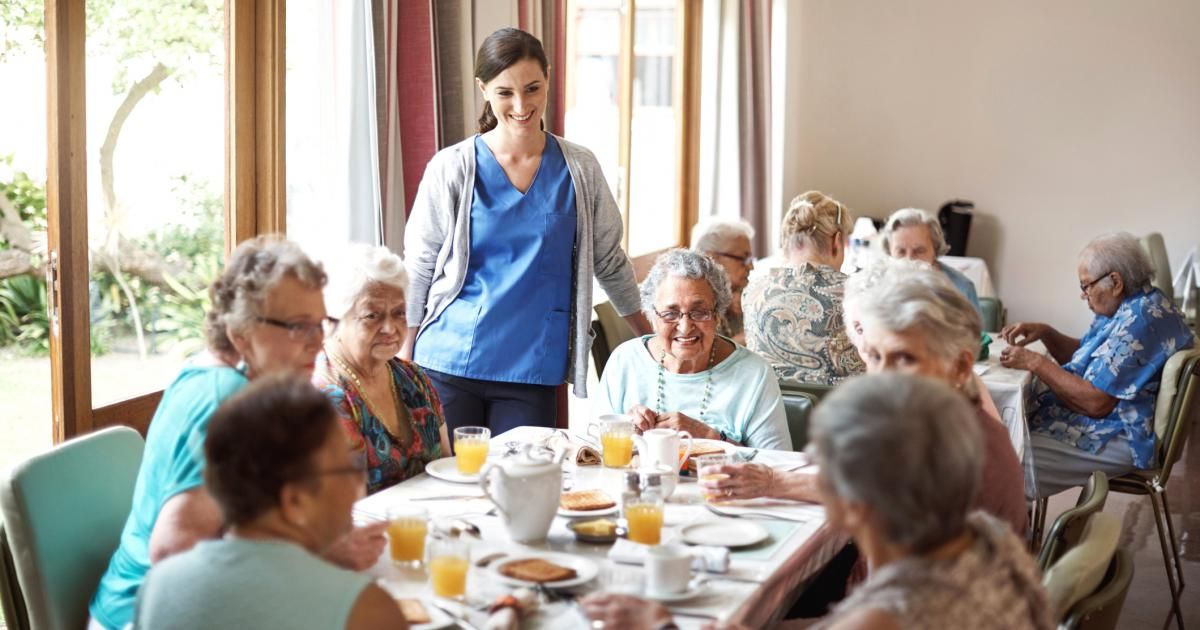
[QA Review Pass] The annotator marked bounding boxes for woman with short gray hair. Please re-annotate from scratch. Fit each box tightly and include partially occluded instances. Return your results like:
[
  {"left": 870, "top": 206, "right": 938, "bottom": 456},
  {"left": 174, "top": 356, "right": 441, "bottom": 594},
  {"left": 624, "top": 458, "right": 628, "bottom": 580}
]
[
  {"left": 599, "top": 248, "right": 790, "bottom": 450},
  {"left": 879, "top": 207, "right": 982, "bottom": 317},
  {"left": 809, "top": 374, "right": 1052, "bottom": 630},
  {"left": 313, "top": 243, "right": 451, "bottom": 494},
  {"left": 1001, "top": 232, "right": 1193, "bottom": 497},
  {"left": 691, "top": 218, "right": 755, "bottom": 342}
]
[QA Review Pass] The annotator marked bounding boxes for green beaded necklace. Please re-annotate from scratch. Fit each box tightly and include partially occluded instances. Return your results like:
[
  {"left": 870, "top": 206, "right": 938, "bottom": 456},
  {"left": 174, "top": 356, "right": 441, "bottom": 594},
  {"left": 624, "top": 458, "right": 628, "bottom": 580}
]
[{"left": 654, "top": 338, "right": 718, "bottom": 418}]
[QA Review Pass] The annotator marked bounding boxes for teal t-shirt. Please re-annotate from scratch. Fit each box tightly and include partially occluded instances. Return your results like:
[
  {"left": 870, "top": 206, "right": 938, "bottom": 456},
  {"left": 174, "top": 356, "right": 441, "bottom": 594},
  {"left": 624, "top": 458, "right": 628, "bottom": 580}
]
[
  {"left": 133, "top": 538, "right": 372, "bottom": 630},
  {"left": 90, "top": 364, "right": 248, "bottom": 630}
]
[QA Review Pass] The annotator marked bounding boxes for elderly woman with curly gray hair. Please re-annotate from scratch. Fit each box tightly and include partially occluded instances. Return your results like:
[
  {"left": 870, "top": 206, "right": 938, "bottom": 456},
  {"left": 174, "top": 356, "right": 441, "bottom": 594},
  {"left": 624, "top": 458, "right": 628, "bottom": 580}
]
[
  {"left": 598, "top": 248, "right": 790, "bottom": 450},
  {"left": 1000, "top": 232, "right": 1194, "bottom": 497}
]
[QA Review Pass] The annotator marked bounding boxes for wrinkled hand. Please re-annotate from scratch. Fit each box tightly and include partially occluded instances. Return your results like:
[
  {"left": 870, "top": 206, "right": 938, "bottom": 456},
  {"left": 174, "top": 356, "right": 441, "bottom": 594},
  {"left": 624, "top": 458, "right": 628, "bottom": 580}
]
[
  {"left": 324, "top": 521, "right": 387, "bottom": 571},
  {"left": 627, "top": 405, "right": 658, "bottom": 433},
  {"left": 580, "top": 592, "right": 672, "bottom": 630},
  {"left": 655, "top": 411, "right": 718, "bottom": 440},
  {"left": 999, "top": 344, "right": 1041, "bottom": 371},
  {"left": 1000, "top": 322, "right": 1047, "bottom": 347},
  {"left": 699, "top": 463, "right": 777, "bottom": 501}
]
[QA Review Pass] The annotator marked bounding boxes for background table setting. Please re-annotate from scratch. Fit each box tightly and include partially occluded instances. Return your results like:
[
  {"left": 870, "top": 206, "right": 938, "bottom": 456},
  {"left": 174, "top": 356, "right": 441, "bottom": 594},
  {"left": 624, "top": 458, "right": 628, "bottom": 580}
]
[
  {"left": 355, "top": 425, "right": 846, "bottom": 629},
  {"left": 976, "top": 336, "right": 1047, "bottom": 495}
]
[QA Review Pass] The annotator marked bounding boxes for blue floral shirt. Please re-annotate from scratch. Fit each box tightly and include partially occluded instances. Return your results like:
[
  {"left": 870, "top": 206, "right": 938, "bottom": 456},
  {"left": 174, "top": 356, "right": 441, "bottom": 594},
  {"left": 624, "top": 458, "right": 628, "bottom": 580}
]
[{"left": 1029, "top": 287, "right": 1194, "bottom": 468}]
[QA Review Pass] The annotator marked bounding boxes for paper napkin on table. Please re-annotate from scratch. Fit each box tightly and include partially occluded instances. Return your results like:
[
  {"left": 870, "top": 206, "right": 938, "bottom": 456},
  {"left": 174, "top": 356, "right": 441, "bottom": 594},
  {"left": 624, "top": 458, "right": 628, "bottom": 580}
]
[{"left": 607, "top": 538, "right": 730, "bottom": 573}]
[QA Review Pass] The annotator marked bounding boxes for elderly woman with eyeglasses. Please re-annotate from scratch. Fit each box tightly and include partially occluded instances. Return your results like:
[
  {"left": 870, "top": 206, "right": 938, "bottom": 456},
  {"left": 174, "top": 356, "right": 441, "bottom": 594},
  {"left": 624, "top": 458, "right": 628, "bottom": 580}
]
[
  {"left": 691, "top": 217, "right": 756, "bottom": 344},
  {"left": 599, "top": 248, "right": 790, "bottom": 449},
  {"left": 314, "top": 244, "right": 451, "bottom": 495},
  {"left": 1000, "top": 232, "right": 1194, "bottom": 497},
  {"left": 743, "top": 191, "right": 865, "bottom": 385},
  {"left": 879, "top": 207, "right": 982, "bottom": 318}
]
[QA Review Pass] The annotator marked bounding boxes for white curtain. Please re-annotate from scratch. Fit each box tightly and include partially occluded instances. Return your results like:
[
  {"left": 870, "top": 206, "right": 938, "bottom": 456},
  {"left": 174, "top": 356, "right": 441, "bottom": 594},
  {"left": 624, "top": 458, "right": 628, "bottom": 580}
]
[{"left": 286, "top": 0, "right": 383, "bottom": 262}]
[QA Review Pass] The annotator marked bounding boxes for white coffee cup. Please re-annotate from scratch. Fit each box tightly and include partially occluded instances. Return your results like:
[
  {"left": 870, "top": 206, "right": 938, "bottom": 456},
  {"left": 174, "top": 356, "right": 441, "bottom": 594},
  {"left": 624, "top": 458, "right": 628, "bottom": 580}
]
[
  {"left": 633, "top": 428, "right": 693, "bottom": 471},
  {"left": 645, "top": 544, "right": 692, "bottom": 595}
]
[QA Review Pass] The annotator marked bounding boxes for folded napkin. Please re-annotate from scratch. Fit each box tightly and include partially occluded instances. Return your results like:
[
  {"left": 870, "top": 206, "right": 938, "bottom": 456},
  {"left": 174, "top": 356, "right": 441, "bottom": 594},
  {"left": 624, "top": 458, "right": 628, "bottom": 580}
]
[
  {"left": 608, "top": 538, "right": 730, "bottom": 573},
  {"left": 540, "top": 431, "right": 601, "bottom": 466}
]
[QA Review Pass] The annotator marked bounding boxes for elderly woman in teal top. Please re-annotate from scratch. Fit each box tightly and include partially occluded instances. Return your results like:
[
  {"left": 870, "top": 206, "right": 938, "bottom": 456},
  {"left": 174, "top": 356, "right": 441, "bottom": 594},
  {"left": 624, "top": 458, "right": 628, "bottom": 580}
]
[
  {"left": 600, "top": 249, "right": 791, "bottom": 451},
  {"left": 1001, "top": 232, "right": 1194, "bottom": 497},
  {"left": 89, "top": 238, "right": 386, "bottom": 630},
  {"left": 403, "top": 28, "right": 648, "bottom": 435},
  {"left": 879, "top": 208, "right": 982, "bottom": 318}
]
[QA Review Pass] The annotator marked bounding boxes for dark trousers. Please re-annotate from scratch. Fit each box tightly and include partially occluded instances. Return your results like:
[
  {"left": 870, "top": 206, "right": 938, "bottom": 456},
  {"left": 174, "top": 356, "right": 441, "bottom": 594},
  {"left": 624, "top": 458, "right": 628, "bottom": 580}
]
[{"left": 424, "top": 369, "right": 558, "bottom": 438}]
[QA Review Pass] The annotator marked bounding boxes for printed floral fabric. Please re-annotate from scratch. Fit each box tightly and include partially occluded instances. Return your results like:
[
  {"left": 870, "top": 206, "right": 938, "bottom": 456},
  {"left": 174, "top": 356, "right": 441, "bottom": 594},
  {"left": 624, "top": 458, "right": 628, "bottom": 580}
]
[
  {"left": 742, "top": 263, "right": 866, "bottom": 385},
  {"left": 313, "top": 353, "right": 446, "bottom": 494},
  {"left": 1029, "top": 287, "right": 1194, "bottom": 468}
]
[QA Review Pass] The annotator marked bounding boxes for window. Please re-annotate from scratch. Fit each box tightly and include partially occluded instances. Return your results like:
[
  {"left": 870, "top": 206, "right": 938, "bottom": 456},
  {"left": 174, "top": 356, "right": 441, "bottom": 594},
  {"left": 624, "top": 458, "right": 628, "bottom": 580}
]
[{"left": 564, "top": 0, "right": 700, "bottom": 258}]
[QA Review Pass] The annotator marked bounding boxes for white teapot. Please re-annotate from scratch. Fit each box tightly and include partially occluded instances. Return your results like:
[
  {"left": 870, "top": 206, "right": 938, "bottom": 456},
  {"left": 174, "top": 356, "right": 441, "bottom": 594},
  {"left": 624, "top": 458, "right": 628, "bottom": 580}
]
[{"left": 479, "top": 445, "right": 565, "bottom": 543}]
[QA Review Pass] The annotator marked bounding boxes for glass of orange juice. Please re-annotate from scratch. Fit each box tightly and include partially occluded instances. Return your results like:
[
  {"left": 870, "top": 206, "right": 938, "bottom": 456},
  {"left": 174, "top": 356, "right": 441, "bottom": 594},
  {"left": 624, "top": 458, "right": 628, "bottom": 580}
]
[
  {"left": 598, "top": 420, "right": 634, "bottom": 468},
  {"left": 454, "top": 426, "right": 490, "bottom": 475},
  {"left": 387, "top": 505, "right": 428, "bottom": 567},
  {"left": 625, "top": 495, "right": 665, "bottom": 545},
  {"left": 697, "top": 454, "right": 731, "bottom": 504},
  {"left": 428, "top": 536, "right": 470, "bottom": 599}
]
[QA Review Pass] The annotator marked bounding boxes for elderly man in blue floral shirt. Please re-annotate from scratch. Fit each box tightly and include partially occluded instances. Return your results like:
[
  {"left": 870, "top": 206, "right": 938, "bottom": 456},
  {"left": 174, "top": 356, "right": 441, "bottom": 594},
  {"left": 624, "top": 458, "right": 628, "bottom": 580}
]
[{"left": 999, "top": 232, "right": 1194, "bottom": 497}]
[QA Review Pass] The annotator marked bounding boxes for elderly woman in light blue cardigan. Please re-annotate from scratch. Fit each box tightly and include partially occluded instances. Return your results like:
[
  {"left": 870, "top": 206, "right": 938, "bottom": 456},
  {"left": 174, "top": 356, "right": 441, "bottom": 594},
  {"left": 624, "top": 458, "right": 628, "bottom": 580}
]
[
  {"left": 401, "top": 28, "right": 649, "bottom": 437},
  {"left": 600, "top": 249, "right": 791, "bottom": 451}
]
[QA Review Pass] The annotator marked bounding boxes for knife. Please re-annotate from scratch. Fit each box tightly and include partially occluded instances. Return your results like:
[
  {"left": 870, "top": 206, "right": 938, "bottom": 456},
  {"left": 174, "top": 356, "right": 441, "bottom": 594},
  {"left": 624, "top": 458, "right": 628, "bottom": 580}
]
[
  {"left": 409, "top": 494, "right": 487, "bottom": 501},
  {"left": 430, "top": 600, "right": 484, "bottom": 630}
]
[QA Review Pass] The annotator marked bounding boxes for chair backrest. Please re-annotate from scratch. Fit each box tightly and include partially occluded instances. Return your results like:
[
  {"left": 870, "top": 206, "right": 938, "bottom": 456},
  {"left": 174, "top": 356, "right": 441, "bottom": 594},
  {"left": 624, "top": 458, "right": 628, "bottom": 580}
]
[
  {"left": 1152, "top": 348, "right": 1200, "bottom": 480},
  {"left": 1, "top": 520, "right": 30, "bottom": 630},
  {"left": 1038, "top": 471, "right": 1109, "bottom": 572},
  {"left": 1043, "top": 511, "right": 1123, "bottom": 622},
  {"left": 0, "top": 426, "right": 145, "bottom": 630},
  {"left": 593, "top": 301, "right": 638, "bottom": 378},
  {"left": 1061, "top": 548, "right": 1134, "bottom": 630},
  {"left": 978, "top": 297, "right": 1005, "bottom": 332},
  {"left": 778, "top": 379, "right": 835, "bottom": 402},
  {"left": 780, "top": 390, "right": 817, "bottom": 451},
  {"left": 1139, "top": 233, "right": 1174, "bottom": 302}
]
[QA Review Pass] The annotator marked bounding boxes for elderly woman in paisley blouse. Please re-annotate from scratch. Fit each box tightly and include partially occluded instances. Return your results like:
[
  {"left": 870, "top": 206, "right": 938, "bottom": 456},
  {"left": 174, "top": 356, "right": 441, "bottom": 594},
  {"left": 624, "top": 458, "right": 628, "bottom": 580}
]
[
  {"left": 314, "top": 244, "right": 451, "bottom": 494},
  {"left": 742, "top": 191, "right": 865, "bottom": 384},
  {"left": 1001, "top": 232, "right": 1193, "bottom": 497}
]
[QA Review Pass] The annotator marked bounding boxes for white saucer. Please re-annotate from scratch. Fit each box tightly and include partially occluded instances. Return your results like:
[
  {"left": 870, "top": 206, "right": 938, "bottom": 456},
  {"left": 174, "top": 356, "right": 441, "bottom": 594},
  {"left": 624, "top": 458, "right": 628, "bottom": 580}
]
[
  {"left": 644, "top": 581, "right": 709, "bottom": 603},
  {"left": 680, "top": 520, "right": 769, "bottom": 548},
  {"left": 558, "top": 504, "right": 619, "bottom": 518},
  {"left": 424, "top": 457, "right": 481, "bottom": 484}
]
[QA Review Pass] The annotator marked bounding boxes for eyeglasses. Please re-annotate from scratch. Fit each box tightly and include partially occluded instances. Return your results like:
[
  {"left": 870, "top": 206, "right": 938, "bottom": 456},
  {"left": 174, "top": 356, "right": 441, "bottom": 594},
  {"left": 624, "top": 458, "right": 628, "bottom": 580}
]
[
  {"left": 654, "top": 308, "right": 717, "bottom": 323},
  {"left": 1079, "top": 272, "right": 1113, "bottom": 295},
  {"left": 255, "top": 316, "right": 327, "bottom": 341},
  {"left": 712, "top": 251, "right": 755, "bottom": 266}
]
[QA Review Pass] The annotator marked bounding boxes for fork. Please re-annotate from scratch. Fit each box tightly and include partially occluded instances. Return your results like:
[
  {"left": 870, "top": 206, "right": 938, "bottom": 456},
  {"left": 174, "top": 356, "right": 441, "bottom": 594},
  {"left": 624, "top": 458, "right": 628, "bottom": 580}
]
[{"left": 705, "top": 503, "right": 810, "bottom": 523}]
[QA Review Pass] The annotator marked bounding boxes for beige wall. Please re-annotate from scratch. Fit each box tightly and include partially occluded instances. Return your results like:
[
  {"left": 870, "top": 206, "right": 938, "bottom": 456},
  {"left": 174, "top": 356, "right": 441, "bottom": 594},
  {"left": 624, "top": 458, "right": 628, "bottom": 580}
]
[{"left": 777, "top": 0, "right": 1200, "bottom": 332}]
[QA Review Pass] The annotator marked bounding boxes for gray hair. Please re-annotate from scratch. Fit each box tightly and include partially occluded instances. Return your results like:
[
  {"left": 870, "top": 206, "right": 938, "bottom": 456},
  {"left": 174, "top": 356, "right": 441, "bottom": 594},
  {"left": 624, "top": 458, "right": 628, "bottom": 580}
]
[
  {"left": 1078, "top": 232, "right": 1154, "bottom": 297},
  {"left": 322, "top": 243, "right": 409, "bottom": 320},
  {"left": 879, "top": 208, "right": 949, "bottom": 257},
  {"left": 691, "top": 217, "right": 755, "bottom": 253},
  {"left": 855, "top": 262, "right": 982, "bottom": 364},
  {"left": 811, "top": 373, "right": 982, "bottom": 553},
  {"left": 205, "top": 236, "right": 327, "bottom": 355},
  {"left": 640, "top": 248, "right": 733, "bottom": 320}
]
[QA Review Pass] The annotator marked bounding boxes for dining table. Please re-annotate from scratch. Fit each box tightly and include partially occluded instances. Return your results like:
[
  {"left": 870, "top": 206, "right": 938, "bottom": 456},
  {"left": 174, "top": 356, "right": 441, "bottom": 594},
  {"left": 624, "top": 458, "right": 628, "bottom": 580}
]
[
  {"left": 976, "top": 336, "right": 1047, "bottom": 496},
  {"left": 355, "top": 426, "right": 848, "bottom": 629}
]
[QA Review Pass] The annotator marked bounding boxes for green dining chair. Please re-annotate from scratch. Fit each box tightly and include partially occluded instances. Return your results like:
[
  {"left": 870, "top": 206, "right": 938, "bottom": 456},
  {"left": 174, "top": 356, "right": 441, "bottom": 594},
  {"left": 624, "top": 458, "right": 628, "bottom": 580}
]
[
  {"left": 779, "top": 380, "right": 836, "bottom": 451},
  {"left": 0, "top": 426, "right": 144, "bottom": 630},
  {"left": 1060, "top": 549, "right": 1134, "bottom": 630},
  {"left": 1037, "top": 471, "right": 1109, "bottom": 572},
  {"left": 1042, "top": 512, "right": 1123, "bottom": 625}
]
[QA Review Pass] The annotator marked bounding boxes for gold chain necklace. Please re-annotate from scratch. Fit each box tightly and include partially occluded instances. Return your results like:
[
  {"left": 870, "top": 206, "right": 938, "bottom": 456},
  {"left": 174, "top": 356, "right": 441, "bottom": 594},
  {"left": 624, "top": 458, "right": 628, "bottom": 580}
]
[{"left": 328, "top": 349, "right": 410, "bottom": 447}]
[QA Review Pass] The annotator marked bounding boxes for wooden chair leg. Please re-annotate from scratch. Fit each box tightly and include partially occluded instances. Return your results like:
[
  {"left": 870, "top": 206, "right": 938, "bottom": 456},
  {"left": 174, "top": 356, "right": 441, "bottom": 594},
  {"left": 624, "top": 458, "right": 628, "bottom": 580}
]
[{"left": 1147, "top": 490, "right": 1186, "bottom": 629}]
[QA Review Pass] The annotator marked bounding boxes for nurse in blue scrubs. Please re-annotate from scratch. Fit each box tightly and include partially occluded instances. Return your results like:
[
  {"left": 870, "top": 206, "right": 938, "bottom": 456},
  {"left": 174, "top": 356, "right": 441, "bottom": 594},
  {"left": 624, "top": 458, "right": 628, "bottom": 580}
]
[{"left": 402, "top": 28, "right": 650, "bottom": 435}]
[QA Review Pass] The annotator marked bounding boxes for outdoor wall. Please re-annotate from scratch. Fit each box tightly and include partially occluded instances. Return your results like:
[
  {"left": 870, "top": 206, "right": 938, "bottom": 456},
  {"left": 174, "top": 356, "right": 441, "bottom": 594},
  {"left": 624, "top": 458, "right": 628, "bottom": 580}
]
[{"left": 775, "top": 0, "right": 1200, "bottom": 332}]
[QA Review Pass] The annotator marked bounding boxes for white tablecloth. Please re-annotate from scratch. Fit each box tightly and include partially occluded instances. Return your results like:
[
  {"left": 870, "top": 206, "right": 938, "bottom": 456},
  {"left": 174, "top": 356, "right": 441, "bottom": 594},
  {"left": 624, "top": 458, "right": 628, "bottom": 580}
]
[
  {"left": 355, "top": 426, "right": 846, "bottom": 629},
  {"left": 939, "top": 255, "right": 997, "bottom": 298},
  {"left": 977, "top": 338, "right": 1045, "bottom": 495}
]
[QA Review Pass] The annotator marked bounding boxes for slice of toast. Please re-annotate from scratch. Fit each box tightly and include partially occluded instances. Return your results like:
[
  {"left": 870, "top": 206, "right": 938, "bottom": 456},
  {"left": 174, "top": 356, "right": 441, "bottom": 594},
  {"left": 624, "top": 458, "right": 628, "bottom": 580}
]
[
  {"left": 395, "top": 598, "right": 431, "bottom": 624},
  {"left": 683, "top": 443, "right": 728, "bottom": 474},
  {"left": 560, "top": 489, "right": 616, "bottom": 511},
  {"left": 499, "top": 558, "right": 578, "bottom": 583}
]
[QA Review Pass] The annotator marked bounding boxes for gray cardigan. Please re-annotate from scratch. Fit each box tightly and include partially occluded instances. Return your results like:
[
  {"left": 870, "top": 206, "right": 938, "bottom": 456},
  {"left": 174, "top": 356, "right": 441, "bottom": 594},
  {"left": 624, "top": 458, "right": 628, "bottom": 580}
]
[{"left": 403, "top": 134, "right": 642, "bottom": 396}]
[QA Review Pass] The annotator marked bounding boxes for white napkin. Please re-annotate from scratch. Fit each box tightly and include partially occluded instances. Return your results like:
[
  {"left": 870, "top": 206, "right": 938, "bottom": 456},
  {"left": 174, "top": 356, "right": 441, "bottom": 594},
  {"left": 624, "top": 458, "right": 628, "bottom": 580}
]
[{"left": 607, "top": 538, "right": 730, "bottom": 573}]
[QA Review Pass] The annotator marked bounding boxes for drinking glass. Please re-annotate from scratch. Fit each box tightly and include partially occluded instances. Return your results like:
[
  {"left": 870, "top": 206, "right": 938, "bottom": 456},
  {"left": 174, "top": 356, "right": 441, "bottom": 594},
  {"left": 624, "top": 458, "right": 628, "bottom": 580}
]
[
  {"left": 428, "top": 536, "right": 470, "bottom": 599},
  {"left": 697, "top": 453, "right": 731, "bottom": 504},
  {"left": 625, "top": 494, "right": 665, "bottom": 545},
  {"left": 454, "top": 426, "right": 491, "bottom": 474},
  {"left": 387, "top": 505, "right": 428, "bottom": 568}
]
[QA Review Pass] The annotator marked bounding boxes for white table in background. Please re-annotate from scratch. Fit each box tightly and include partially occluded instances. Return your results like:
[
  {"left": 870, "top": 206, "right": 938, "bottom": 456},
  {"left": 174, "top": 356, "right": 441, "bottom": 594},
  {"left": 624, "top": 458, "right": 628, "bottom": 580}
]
[
  {"left": 939, "top": 255, "right": 997, "bottom": 298},
  {"left": 977, "top": 337, "right": 1046, "bottom": 495},
  {"left": 356, "top": 426, "right": 846, "bottom": 629}
]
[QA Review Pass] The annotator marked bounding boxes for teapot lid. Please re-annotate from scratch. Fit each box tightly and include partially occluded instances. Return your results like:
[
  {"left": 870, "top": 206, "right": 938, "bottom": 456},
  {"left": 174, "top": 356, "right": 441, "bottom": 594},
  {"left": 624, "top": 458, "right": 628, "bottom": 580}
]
[{"left": 500, "top": 444, "right": 561, "bottom": 476}]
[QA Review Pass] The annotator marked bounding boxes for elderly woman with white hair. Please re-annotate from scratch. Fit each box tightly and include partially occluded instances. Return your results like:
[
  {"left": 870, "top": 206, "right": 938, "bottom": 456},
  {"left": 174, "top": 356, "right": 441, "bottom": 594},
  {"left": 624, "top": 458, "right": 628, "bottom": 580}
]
[
  {"left": 879, "top": 207, "right": 982, "bottom": 317},
  {"left": 691, "top": 217, "right": 755, "bottom": 343},
  {"left": 314, "top": 244, "right": 450, "bottom": 494},
  {"left": 704, "top": 263, "right": 1026, "bottom": 535},
  {"left": 599, "top": 248, "right": 790, "bottom": 450},
  {"left": 1001, "top": 232, "right": 1193, "bottom": 497},
  {"left": 742, "top": 191, "right": 865, "bottom": 384}
]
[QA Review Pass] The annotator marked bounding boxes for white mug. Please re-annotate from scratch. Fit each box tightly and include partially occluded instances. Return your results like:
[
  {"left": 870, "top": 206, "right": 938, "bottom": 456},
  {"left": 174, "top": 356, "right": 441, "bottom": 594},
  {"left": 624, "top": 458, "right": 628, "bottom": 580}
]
[
  {"left": 646, "top": 544, "right": 692, "bottom": 595},
  {"left": 633, "top": 428, "right": 693, "bottom": 471}
]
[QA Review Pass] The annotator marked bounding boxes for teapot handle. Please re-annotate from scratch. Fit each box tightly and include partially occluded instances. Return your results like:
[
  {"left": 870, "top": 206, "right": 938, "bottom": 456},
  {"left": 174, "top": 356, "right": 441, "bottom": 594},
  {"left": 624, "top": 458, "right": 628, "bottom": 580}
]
[
  {"left": 632, "top": 434, "right": 648, "bottom": 467},
  {"left": 479, "top": 464, "right": 508, "bottom": 521}
]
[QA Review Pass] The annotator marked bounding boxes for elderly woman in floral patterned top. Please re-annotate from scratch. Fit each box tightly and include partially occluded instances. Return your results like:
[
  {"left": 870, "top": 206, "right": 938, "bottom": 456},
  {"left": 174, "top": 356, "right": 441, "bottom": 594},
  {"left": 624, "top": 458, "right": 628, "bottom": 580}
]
[
  {"left": 742, "top": 191, "right": 865, "bottom": 384},
  {"left": 314, "top": 244, "right": 450, "bottom": 494},
  {"left": 1001, "top": 232, "right": 1193, "bottom": 497}
]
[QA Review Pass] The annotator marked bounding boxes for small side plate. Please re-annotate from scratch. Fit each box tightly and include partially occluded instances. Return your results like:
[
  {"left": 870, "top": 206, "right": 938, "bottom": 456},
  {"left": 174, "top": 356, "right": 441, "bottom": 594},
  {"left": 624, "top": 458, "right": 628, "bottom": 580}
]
[
  {"left": 424, "top": 457, "right": 481, "bottom": 484},
  {"left": 680, "top": 520, "right": 769, "bottom": 548}
]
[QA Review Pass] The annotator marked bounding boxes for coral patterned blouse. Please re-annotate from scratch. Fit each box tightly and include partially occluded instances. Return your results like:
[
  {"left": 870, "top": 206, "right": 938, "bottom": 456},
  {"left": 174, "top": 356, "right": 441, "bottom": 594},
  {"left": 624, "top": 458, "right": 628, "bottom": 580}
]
[{"left": 313, "top": 352, "right": 446, "bottom": 494}]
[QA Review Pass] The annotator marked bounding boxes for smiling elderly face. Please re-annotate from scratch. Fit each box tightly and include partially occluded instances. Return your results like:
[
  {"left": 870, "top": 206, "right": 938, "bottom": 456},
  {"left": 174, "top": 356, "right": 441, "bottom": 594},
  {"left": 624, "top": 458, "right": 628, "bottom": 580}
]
[{"left": 652, "top": 275, "right": 720, "bottom": 369}]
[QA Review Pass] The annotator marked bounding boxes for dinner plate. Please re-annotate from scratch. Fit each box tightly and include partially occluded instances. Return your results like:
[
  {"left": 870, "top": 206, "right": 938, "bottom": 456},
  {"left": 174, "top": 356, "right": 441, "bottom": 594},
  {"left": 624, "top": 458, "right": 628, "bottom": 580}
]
[
  {"left": 644, "top": 580, "right": 709, "bottom": 603},
  {"left": 680, "top": 520, "right": 769, "bottom": 548},
  {"left": 489, "top": 552, "right": 600, "bottom": 589},
  {"left": 558, "top": 504, "right": 619, "bottom": 518},
  {"left": 424, "top": 457, "right": 481, "bottom": 484}
]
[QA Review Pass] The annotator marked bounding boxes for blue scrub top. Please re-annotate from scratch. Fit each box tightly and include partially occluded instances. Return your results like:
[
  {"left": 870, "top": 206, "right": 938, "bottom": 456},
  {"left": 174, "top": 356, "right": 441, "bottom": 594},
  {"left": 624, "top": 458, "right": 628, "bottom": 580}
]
[{"left": 414, "top": 134, "right": 577, "bottom": 385}]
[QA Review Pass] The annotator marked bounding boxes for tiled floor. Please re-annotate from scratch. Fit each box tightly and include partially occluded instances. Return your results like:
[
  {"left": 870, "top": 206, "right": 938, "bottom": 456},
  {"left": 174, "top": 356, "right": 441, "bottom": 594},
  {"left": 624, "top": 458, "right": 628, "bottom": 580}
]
[{"left": 1042, "top": 427, "right": 1200, "bottom": 629}]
